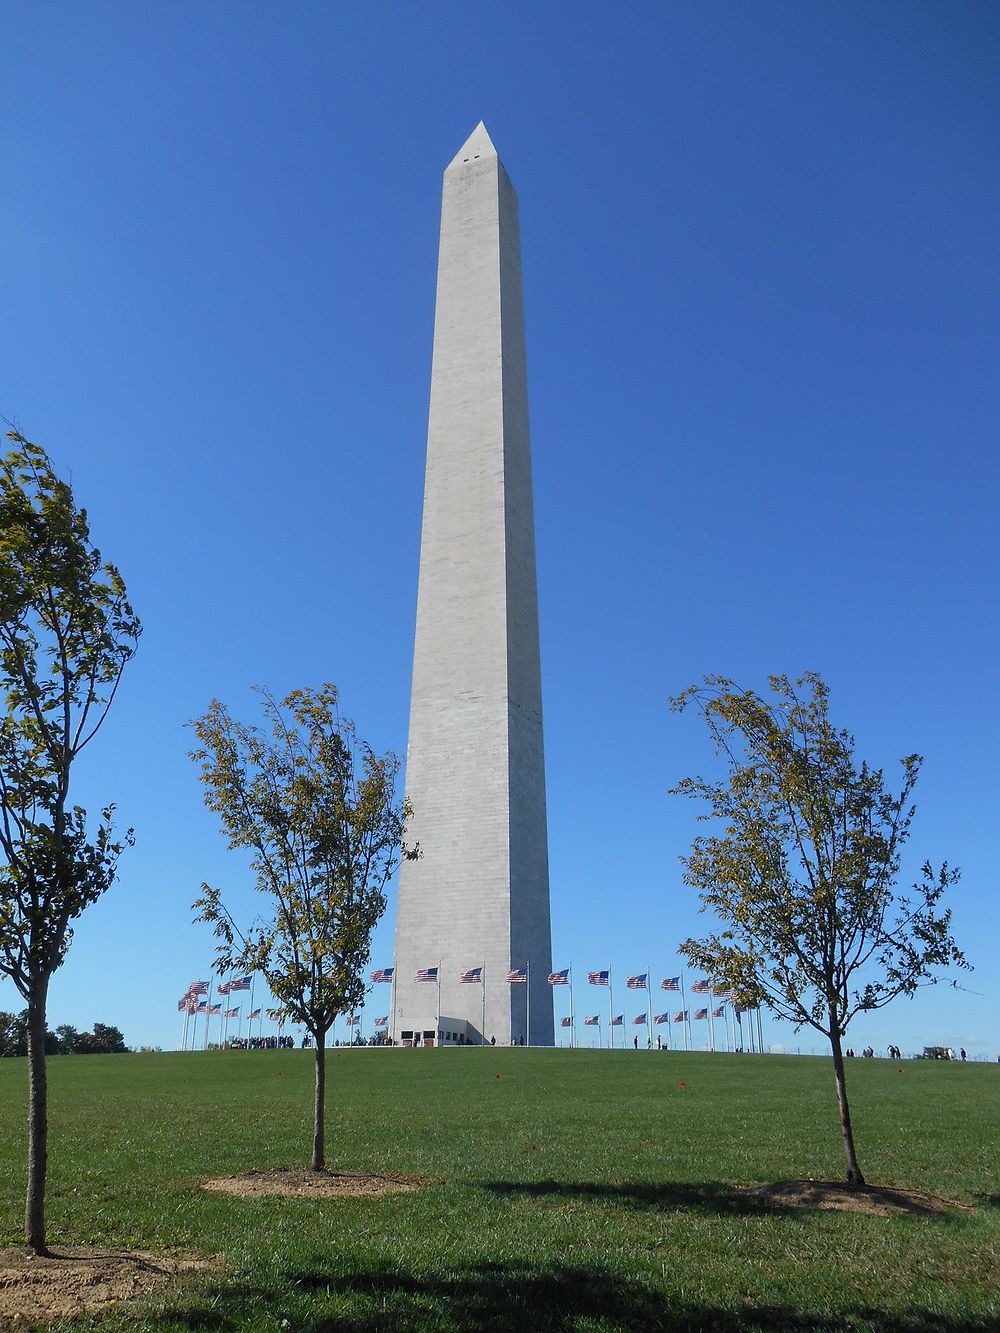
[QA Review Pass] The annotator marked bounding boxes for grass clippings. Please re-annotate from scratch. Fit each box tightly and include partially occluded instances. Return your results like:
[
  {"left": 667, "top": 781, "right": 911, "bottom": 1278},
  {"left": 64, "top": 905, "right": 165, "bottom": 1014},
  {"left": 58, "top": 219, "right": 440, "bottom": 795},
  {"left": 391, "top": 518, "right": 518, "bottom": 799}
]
[
  {"left": 0, "top": 1247, "right": 210, "bottom": 1326},
  {"left": 201, "top": 1168, "right": 424, "bottom": 1199}
]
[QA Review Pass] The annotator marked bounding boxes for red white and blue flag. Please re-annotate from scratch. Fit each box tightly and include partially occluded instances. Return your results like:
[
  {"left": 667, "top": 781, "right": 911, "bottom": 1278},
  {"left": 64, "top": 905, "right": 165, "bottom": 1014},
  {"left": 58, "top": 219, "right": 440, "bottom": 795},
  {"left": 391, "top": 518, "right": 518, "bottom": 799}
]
[
  {"left": 673, "top": 1011, "right": 687, "bottom": 1023},
  {"left": 548, "top": 969, "right": 570, "bottom": 985},
  {"left": 345, "top": 1015, "right": 360, "bottom": 1026},
  {"left": 374, "top": 1016, "right": 388, "bottom": 1027},
  {"left": 653, "top": 1013, "right": 669, "bottom": 1024},
  {"left": 588, "top": 970, "right": 609, "bottom": 986},
  {"left": 207, "top": 1004, "right": 221, "bottom": 1015},
  {"left": 224, "top": 1007, "right": 240, "bottom": 1019},
  {"left": 660, "top": 977, "right": 681, "bottom": 991},
  {"left": 248, "top": 1008, "right": 262, "bottom": 1020},
  {"left": 189, "top": 980, "right": 209, "bottom": 995},
  {"left": 584, "top": 1015, "right": 600, "bottom": 1026},
  {"left": 626, "top": 973, "right": 647, "bottom": 990},
  {"left": 610, "top": 1014, "right": 623, "bottom": 1026},
  {"left": 230, "top": 976, "right": 253, "bottom": 992},
  {"left": 216, "top": 982, "right": 232, "bottom": 996},
  {"left": 506, "top": 968, "right": 527, "bottom": 983},
  {"left": 460, "top": 967, "right": 483, "bottom": 983},
  {"left": 560, "top": 1016, "right": 574, "bottom": 1027},
  {"left": 371, "top": 968, "right": 394, "bottom": 984},
  {"left": 691, "top": 980, "right": 712, "bottom": 994},
  {"left": 694, "top": 1007, "right": 708, "bottom": 1020},
  {"left": 633, "top": 1013, "right": 647, "bottom": 1024},
  {"left": 713, "top": 1006, "right": 725, "bottom": 1018},
  {"left": 196, "top": 1001, "right": 208, "bottom": 1012},
  {"left": 415, "top": 968, "right": 438, "bottom": 982},
  {"left": 177, "top": 998, "right": 189, "bottom": 1011}
]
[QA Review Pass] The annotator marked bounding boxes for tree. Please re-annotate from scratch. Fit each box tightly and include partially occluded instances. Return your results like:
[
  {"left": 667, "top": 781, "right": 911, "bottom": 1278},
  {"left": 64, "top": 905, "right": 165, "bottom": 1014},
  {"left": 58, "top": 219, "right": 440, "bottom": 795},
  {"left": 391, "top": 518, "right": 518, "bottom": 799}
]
[
  {"left": 190, "top": 685, "right": 415, "bottom": 1171},
  {"left": 0, "top": 430, "right": 140, "bottom": 1252},
  {"left": 670, "top": 673, "right": 966, "bottom": 1186}
]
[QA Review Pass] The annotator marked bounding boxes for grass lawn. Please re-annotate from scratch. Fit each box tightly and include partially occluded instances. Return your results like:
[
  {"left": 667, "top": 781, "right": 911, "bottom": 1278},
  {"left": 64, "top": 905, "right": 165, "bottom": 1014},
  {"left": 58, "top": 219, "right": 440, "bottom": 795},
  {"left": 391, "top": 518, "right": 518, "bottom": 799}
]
[{"left": 1, "top": 1047, "right": 998, "bottom": 1330}]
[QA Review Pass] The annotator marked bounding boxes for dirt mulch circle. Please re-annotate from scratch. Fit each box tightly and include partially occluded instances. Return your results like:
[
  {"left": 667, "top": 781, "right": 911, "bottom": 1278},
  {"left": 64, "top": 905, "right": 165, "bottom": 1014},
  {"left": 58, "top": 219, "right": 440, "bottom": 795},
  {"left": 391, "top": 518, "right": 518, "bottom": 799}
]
[
  {"left": 201, "top": 1167, "right": 425, "bottom": 1200},
  {"left": 741, "top": 1180, "right": 970, "bottom": 1217},
  {"left": 0, "top": 1247, "right": 211, "bottom": 1326}
]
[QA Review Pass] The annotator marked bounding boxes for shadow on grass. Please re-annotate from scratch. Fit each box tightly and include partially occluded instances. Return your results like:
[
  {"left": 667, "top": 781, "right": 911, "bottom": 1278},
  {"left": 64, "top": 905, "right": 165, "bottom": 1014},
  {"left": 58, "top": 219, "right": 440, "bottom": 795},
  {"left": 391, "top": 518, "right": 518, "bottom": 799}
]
[
  {"left": 481, "top": 1177, "right": 797, "bottom": 1217},
  {"left": 148, "top": 1261, "right": 998, "bottom": 1332}
]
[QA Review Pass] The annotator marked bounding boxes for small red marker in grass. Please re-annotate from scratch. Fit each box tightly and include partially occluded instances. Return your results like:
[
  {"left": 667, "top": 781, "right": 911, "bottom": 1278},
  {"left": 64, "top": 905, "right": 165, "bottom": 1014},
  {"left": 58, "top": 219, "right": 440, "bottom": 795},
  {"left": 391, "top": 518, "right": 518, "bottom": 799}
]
[
  {"left": 496, "top": 1074, "right": 501, "bottom": 1079},
  {"left": 679, "top": 1081, "right": 686, "bottom": 1088}
]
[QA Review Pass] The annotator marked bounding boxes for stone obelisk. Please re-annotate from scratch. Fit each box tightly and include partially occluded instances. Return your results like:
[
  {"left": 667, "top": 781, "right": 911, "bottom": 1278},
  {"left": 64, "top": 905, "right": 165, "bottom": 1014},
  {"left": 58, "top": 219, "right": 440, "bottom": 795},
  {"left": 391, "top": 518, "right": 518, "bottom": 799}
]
[{"left": 392, "top": 123, "right": 553, "bottom": 1047}]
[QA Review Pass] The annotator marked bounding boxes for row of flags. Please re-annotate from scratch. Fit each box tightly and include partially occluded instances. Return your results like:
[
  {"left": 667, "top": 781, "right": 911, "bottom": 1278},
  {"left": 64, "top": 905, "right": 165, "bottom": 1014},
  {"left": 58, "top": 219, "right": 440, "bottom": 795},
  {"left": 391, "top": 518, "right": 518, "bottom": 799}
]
[
  {"left": 564, "top": 1008, "right": 725, "bottom": 1026},
  {"left": 371, "top": 965, "right": 736, "bottom": 998}
]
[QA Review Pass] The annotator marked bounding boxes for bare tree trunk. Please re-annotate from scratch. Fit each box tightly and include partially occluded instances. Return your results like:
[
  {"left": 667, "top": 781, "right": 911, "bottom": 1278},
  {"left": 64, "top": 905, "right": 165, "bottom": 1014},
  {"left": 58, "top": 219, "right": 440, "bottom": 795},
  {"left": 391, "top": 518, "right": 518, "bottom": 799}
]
[
  {"left": 311, "top": 1030, "right": 326, "bottom": 1172},
  {"left": 830, "top": 1027, "right": 865, "bottom": 1186},
  {"left": 25, "top": 987, "right": 50, "bottom": 1254}
]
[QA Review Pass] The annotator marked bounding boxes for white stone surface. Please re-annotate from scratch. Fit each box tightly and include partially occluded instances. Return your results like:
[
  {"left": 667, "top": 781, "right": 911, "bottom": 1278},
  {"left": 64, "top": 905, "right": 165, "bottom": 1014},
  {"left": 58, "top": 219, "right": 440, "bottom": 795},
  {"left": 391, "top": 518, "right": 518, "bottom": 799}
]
[{"left": 392, "top": 123, "right": 553, "bottom": 1046}]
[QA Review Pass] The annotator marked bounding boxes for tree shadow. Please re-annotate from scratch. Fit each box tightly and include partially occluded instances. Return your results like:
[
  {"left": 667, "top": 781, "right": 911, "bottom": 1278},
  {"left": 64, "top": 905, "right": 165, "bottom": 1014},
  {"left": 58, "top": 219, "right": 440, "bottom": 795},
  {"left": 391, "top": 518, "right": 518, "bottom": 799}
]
[
  {"left": 974, "top": 1193, "right": 1000, "bottom": 1210},
  {"left": 146, "top": 1260, "right": 999, "bottom": 1332},
  {"left": 481, "top": 1177, "right": 798, "bottom": 1217}
]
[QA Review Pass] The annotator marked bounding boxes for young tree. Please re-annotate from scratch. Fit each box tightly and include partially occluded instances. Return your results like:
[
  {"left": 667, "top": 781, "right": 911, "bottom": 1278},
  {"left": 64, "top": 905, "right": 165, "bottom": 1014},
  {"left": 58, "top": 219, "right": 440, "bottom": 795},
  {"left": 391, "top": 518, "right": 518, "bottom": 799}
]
[
  {"left": 670, "top": 673, "right": 966, "bottom": 1186},
  {"left": 0, "top": 430, "right": 140, "bottom": 1252},
  {"left": 190, "top": 685, "right": 414, "bottom": 1171}
]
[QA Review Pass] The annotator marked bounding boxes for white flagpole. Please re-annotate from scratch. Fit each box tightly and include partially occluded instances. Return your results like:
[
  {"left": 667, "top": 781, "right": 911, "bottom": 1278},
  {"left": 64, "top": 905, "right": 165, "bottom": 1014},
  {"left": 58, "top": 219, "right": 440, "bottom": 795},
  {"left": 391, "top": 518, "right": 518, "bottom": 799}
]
[
  {"left": 203, "top": 979, "right": 213, "bottom": 1051},
  {"left": 180, "top": 1003, "right": 188, "bottom": 1052},
  {"left": 481, "top": 960, "right": 486, "bottom": 1046},
  {"left": 608, "top": 966, "right": 614, "bottom": 1050},
  {"left": 757, "top": 1008, "right": 764, "bottom": 1053},
  {"left": 435, "top": 959, "right": 441, "bottom": 1045},
  {"left": 569, "top": 966, "right": 575, "bottom": 1049},
  {"left": 248, "top": 975, "right": 256, "bottom": 1046},
  {"left": 390, "top": 964, "right": 397, "bottom": 1046},
  {"left": 646, "top": 966, "right": 653, "bottom": 1047},
  {"left": 680, "top": 976, "right": 689, "bottom": 1051},
  {"left": 526, "top": 961, "right": 530, "bottom": 1047},
  {"left": 708, "top": 986, "right": 716, "bottom": 1052}
]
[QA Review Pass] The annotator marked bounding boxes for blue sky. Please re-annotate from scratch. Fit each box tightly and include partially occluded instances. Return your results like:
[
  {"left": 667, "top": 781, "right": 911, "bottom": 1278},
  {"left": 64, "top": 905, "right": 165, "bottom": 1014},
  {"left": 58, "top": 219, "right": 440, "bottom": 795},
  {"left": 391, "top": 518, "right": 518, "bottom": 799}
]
[{"left": 2, "top": 3, "right": 997, "bottom": 1058}]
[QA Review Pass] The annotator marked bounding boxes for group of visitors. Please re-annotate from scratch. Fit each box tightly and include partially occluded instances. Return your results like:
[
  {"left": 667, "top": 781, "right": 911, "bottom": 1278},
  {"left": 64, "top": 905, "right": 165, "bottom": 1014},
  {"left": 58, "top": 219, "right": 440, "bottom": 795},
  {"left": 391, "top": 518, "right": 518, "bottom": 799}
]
[{"left": 227, "top": 1035, "right": 295, "bottom": 1051}]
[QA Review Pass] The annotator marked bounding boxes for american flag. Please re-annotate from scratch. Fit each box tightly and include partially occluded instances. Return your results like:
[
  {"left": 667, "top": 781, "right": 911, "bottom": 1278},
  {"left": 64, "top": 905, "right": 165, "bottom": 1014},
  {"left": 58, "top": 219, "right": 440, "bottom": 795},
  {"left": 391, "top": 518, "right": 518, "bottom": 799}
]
[
  {"left": 633, "top": 1013, "right": 647, "bottom": 1024},
  {"left": 653, "top": 1013, "right": 669, "bottom": 1024},
  {"left": 626, "top": 973, "right": 647, "bottom": 990},
  {"left": 713, "top": 1006, "right": 725, "bottom": 1018},
  {"left": 248, "top": 1008, "right": 262, "bottom": 1020},
  {"left": 374, "top": 1016, "right": 388, "bottom": 1027},
  {"left": 196, "top": 1001, "right": 208, "bottom": 1012},
  {"left": 415, "top": 967, "right": 438, "bottom": 982},
  {"left": 691, "top": 980, "right": 712, "bottom": 994},
  {"left": 588, "top": 970, "right": 609, "bottom": 986},
  {"left": 345, "top": 1014, "right": 360, "bottom": 1026},
  {"left": 506, "top": 968, "right": 527, "bottom": 983},
  {"left": 224, "top": 1007, "right": 240, "bottom": 1019},
  {"left": 230, "top": 976, "right": 253, "bottom": 992},
  {"left": 660, "top": 976, "right": 681, "bottom": 991},
  {"left": 610, "top": 1014, "right": 623, "bottom": 1026},
  {"left": 583, "top": 1015, "right": 600, "bottom": 1026},
  {"left": 266, "top": 1008, "right": 284, "bottom": 1021},
  {"left": 177, "top": 998, "right": 189, "bottom": 1011},
  {"left": 694, "top": 1007, "right": 708, "bottom": 1020},
  {"left": 207, "top": 1004, "right": 222, "bottom": 1015},
  {"left": 548, "top": 968, "right": 570, "bottom": 985},
  {"left": 371, "top": 967, "right": 394, "bottom": 984},
  {"left": 460, "top": 967, "right": 483, "bottom": 983},
  {"left": 216, "top": 982, "right": 232, "bottom": 996},
  {"left": 734, "top": 1007, "right": 743, "bottom": 1024},
  {"left": 560, "top": 1016, "right": 574, "bottom": 1027},
  {"left": 189, "top": 980, "right": 209, "bottom": 995},
  {"left": 673, "top": 1010, "right": 687, "bottom": 1023}
]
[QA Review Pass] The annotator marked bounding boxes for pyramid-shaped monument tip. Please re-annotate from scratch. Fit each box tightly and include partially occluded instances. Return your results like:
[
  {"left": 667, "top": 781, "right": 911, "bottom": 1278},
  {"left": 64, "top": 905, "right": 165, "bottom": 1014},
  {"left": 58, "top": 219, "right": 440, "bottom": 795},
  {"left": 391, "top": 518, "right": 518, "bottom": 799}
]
[{"left": 447, "top": 121, "right": 498, "bottom": 170}]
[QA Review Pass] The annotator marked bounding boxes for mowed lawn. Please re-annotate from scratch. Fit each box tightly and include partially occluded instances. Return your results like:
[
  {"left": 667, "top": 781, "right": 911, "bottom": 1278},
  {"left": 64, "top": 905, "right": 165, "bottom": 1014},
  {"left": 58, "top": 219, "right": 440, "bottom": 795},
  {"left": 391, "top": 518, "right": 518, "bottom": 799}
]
[{"left": 1, "top": 1048, "right": 998, "bottom": 1331}]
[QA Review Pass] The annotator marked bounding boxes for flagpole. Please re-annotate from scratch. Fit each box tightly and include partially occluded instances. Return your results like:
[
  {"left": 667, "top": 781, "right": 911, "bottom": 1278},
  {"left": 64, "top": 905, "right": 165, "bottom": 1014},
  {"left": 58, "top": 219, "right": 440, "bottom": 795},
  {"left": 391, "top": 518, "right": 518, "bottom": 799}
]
[
  {"left": 435, "top": 958, "right": 441, "bottom": 1046},
  {"left": 680, "top": 975, "right": 689, "bottom": 1051},
  {"left": 526, "top": 960, "right": 530, "bottom": 1047},
  {"left": 608, "top": 966, "right": 614, "bottom": 1050},
  {"left": 757, "top": 1008, "right": 764, "bottom": 1054},
  {"left": 180, "top": 1003, "right": 188, "bottom": 1052},
  {"left": 708, "top": 986, "right": 715, "bottom": 1053},
  {"left": 569, "top": 966, "right": 575, "bottom": 1049},
  {"left": 646, "top": 966, "right": 653, "bottom": 1047},
  {"left": 390, "top": 963, "right": 397, "bottom": 1046},
  {"left": 481, "top": 960, "right": 486, "bottom": 1046}
]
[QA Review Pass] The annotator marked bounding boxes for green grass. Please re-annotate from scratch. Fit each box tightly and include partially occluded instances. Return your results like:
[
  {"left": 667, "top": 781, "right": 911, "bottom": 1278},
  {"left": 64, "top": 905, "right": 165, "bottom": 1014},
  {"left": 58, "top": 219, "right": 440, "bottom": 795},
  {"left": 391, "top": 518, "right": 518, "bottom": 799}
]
[{"left": 1, "top": 1048, "right": 998, "bottom": 1330}]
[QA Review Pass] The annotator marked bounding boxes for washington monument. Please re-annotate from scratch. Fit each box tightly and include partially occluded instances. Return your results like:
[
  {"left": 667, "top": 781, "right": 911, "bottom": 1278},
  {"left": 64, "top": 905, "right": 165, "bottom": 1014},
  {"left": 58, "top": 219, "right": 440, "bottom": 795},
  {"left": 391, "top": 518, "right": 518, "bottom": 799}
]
[{"left": 392, "top": 123, "right": 554, "bottom": 1047}]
